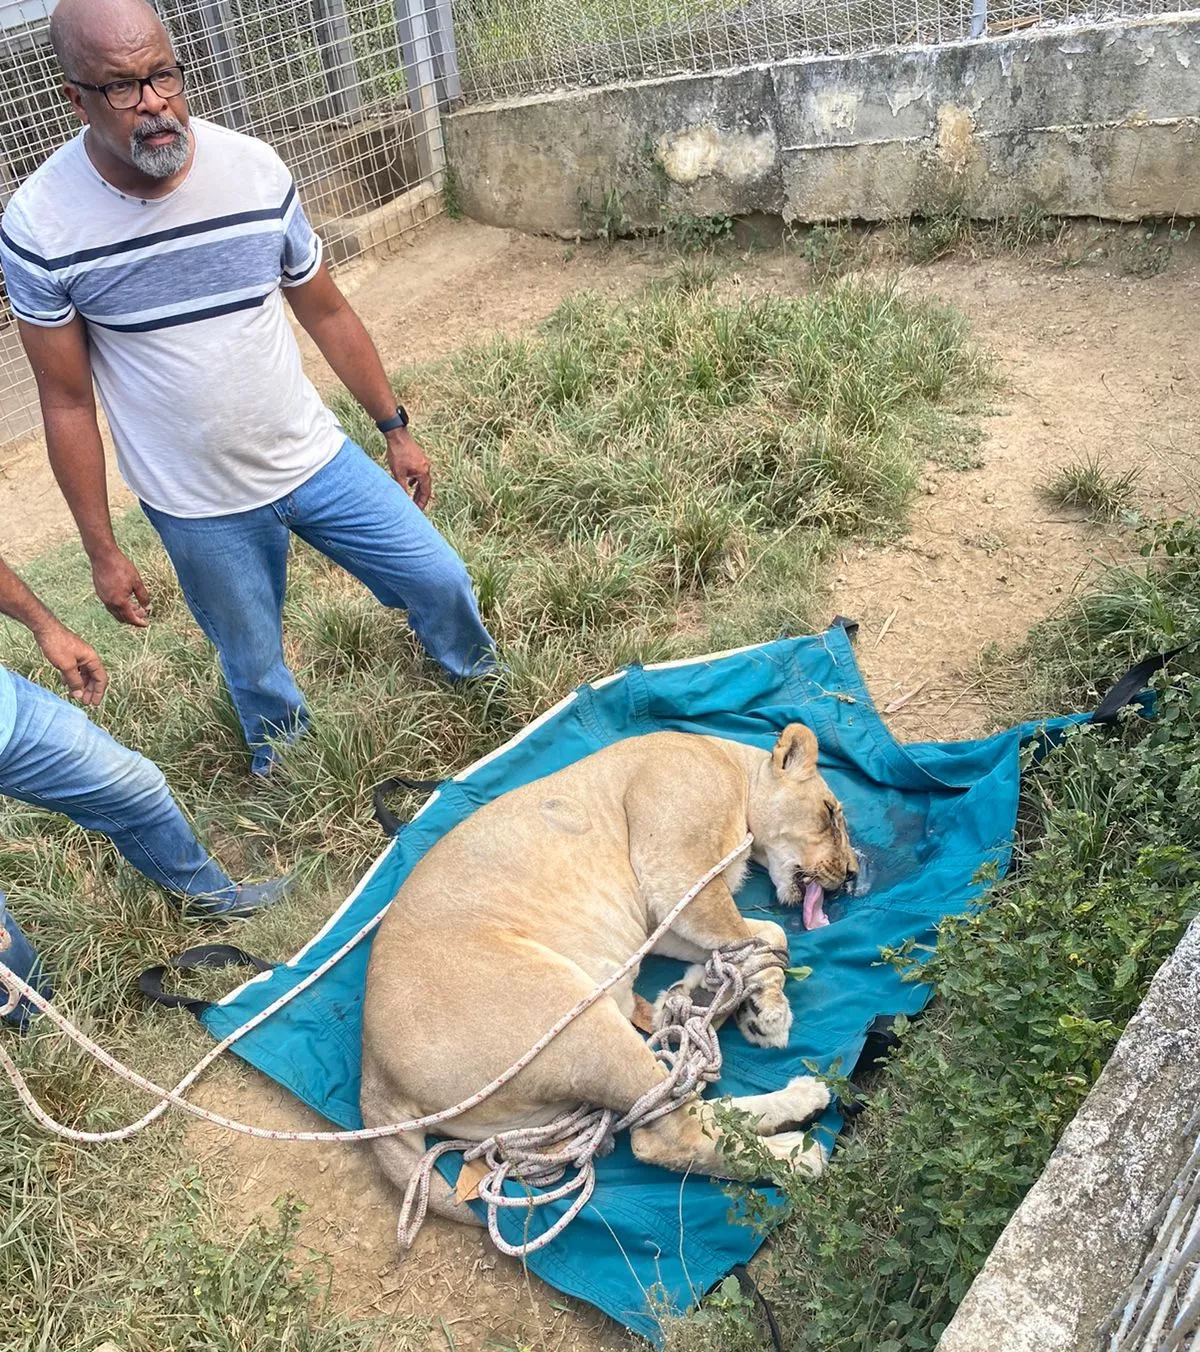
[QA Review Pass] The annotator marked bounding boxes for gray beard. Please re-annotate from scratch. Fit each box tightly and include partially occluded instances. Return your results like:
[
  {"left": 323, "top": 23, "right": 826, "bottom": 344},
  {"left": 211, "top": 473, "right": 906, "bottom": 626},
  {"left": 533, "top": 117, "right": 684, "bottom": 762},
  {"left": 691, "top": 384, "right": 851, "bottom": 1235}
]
[{"left": 130, "top": 118, "right": 190, "bottom": 178}]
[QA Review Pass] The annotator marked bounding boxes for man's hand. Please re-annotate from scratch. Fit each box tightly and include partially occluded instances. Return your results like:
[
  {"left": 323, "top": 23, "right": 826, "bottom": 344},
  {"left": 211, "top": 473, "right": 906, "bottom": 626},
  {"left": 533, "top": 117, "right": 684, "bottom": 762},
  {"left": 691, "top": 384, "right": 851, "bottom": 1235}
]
[
  {"left": 386, "top": 428, "right": 432, "bottom": 511},
  {"left": 34, "top": 622, "right": 109, "bottom": 705},
  {"left": 92, "top": 548, "right": 151, "bottom": 627}
]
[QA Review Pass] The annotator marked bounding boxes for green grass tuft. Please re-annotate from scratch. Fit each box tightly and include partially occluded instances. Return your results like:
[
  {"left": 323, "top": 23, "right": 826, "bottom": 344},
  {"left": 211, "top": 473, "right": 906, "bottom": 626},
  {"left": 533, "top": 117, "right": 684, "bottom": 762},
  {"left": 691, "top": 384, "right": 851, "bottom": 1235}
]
[
  {"left": 900, "top": 204, "right": 1063, "bottom": 265},
  {"left": 663, "top": 211, "right": 735, "bottom": 254},
  {"left": 1040, "top": 453, "right": 1140, "bottom": 521},
  {"left": 440, "top": 166, "right": 464, "bottom": 221}
]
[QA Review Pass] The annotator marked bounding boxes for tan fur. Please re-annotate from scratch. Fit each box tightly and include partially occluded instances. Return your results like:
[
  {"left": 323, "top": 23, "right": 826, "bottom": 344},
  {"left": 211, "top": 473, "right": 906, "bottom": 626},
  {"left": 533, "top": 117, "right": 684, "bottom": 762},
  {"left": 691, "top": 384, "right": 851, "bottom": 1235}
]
[{"left": 361, "top": 725, "right": 857, "bottom": 1226}]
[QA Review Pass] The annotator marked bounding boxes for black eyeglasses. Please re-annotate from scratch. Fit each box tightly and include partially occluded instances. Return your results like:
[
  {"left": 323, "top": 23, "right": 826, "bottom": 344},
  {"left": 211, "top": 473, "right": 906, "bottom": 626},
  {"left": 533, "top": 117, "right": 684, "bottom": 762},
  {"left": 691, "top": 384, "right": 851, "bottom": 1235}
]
[{"left": 70, "top": 63, "right": 186, "bottom": 110}]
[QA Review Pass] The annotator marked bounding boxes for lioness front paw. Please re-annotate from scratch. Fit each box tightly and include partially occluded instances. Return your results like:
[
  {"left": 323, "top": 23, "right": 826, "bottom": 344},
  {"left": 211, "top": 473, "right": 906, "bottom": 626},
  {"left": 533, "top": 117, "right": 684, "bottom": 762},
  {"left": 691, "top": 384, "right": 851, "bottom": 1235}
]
[{"left": 735, "top": 985, "right": 792, "bottom": 1048}]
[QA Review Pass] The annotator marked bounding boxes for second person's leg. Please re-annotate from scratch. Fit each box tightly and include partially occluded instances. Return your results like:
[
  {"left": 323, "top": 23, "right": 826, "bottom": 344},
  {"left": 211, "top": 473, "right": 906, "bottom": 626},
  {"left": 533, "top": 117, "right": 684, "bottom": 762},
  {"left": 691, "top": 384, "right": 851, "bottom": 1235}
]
[
  {"left": 0, "top": 673, "right": 287, "bottom": 915},
  {"left": 0, "top": 892, "right": 52, "bottom": 1029}
]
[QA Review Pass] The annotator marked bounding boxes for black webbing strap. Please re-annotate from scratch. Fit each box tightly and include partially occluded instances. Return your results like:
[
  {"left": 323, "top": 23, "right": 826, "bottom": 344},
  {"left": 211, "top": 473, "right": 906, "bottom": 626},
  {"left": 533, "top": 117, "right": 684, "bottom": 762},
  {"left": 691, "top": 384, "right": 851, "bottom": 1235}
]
[
  {"left": 1090, "top": 643, "right": 1194, "bottom": 723},
  {"left": 853, "top": 1012, "right": 905, "bottom": 1075},
  {"left": 729, "top": 1264, "right": 784, "bottom": 1352},
  {"left": 372, "top": 775, "right": 443, "bottom": 837},
  {"left": 138, "top": 944, "right": 273, "bottom": 1017}
]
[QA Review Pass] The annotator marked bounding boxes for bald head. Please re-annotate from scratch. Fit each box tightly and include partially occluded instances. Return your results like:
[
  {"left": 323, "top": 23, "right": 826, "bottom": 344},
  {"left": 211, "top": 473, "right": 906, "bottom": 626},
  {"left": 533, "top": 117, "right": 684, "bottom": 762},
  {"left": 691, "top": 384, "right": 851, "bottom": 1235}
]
[
  {"left": 51, "top": 0, "right": 191, "bottom": 190},
  {"left": 50, "top": 0, "right": 172, "bottom": 83}
]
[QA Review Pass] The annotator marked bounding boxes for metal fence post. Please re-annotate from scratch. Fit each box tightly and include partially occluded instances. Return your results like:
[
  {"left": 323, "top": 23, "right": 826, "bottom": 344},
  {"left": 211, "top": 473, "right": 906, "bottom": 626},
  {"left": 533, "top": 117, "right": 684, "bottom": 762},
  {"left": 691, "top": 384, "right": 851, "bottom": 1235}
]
[
  {"left": 970, "top": 0, "right": 988, "bottom": 39},
  {"left": 427, "top": 0, "right": 462, "bottom": 105},
  {"left": 394, "top": 0, "right": 446, "bottom": 181},
  {"left": 312, "top": 0, "right": 365, "bottom": 124},
  {"left": 197, "top": 0, "right": 251, "bottom": 130}
]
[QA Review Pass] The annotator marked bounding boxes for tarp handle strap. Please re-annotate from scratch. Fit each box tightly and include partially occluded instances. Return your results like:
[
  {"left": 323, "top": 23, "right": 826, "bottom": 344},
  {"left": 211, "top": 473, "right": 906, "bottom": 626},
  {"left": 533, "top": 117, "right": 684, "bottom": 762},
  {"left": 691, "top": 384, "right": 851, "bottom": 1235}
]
[
  {"left": 138, "top": 944, "right": 273, "bottom": 1017},
  {"left": 372, "top": 775, "right": 442, "bottom": 837},
  {"left": 730, "top": 1264, "right": 784, "bottom": 1352},
  {"left": 1090, "top": 643, "right": 1195, "bottom": 723}
]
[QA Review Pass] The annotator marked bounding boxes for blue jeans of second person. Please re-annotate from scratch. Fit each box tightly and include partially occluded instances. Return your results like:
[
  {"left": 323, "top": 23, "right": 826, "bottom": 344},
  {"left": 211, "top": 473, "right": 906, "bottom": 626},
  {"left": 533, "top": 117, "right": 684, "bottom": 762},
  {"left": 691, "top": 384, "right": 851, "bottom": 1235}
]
[
  {"left": 142, "top": 439, "right": 497, "bottom": 775},
  {"left": 0, "top": 893, "right": 51, "bottom": 1028},
  {"left": 0, "top": 672, "right": 237, "bottom": 900}
]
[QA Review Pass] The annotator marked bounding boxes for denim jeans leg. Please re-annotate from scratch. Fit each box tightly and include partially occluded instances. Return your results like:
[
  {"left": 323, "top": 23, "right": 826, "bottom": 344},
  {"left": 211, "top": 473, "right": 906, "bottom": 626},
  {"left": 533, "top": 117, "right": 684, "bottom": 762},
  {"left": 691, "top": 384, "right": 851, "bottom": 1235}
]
[
  {"left": 286, "top": 441, "right": 497, "bottom": 678},
  {"left": 141, "top": 499, "right": 309, "bottom": 773},
  {"left": 0, "top": 673, "right": 236, "bottom": 900},
  {"left": 0, "top": 892, "right": 52, "bottom": 1029}
]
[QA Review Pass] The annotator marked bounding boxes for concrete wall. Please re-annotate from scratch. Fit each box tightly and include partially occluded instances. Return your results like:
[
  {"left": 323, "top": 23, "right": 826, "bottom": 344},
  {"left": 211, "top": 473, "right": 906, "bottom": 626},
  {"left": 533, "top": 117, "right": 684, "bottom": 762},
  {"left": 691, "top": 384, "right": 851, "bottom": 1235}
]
[
  {"left": 938, "top": 913, "right": 1200, "bottom": 1351},
  {"left": 445, "top": 15, "right": 1200, "bottom": 236}
]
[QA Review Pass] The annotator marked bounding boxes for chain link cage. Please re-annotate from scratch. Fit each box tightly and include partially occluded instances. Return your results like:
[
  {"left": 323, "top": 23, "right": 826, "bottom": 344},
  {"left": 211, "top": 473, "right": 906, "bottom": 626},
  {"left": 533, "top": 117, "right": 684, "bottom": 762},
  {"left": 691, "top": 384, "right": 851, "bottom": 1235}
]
[{"left": 452, "top": 0, "right": 1194, "bottom": 105}]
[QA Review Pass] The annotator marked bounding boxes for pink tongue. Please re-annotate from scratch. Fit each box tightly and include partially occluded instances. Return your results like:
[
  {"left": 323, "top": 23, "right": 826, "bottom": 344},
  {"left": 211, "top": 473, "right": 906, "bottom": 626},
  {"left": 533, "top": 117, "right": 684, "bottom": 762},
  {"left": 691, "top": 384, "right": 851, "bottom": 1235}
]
[{"left": 802, "top": 881, "right": 829, "bottom": 930}]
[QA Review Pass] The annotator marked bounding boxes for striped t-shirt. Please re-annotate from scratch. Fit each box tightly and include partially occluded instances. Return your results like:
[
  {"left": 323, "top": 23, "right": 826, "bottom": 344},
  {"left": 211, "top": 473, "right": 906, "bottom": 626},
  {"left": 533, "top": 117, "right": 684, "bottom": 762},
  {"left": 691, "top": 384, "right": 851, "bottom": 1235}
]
[{"left": 0, "top": 118, "right": 344, "bottom": 517}]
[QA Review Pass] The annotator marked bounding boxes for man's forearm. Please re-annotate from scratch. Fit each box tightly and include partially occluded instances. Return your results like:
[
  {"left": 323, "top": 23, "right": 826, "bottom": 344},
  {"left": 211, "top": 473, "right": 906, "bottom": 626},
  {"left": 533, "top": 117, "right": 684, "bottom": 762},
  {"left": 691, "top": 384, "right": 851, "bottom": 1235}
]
[
  {"left": 307, "top": 306, "right": 399, "bottom": 424},
  {"left": 0, "top": 550, "right": 110, "bottom": 703},
  {"left": 43, "top": 405, "right": 121, "bottom": 561},
  {"left": 287, "top": 270, "right": 431, "bottom": 504},
  {"left": 0, "top": 554, "right": 60, "bottom": 638}
]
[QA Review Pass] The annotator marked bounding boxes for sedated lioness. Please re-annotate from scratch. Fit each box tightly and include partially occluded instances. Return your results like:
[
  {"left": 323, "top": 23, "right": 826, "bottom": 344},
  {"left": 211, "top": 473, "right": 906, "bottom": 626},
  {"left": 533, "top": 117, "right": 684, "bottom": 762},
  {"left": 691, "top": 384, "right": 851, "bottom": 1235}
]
[{"left": 361, "top": 723, "right": 857, "bottom": 1228}]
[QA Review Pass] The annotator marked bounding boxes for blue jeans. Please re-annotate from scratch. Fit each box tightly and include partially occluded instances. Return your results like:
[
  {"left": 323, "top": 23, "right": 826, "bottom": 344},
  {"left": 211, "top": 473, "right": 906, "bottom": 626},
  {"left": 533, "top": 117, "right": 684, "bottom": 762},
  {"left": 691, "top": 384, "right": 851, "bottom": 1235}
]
[
  {"left": 143, "top": 439, "right": 496, "bottom": 774},
  {"left": 0, "top": 671, "right": 236, "bottom": 900},
  {"left": 0, "top": 894, "right": 51, "bottom": 1029}
]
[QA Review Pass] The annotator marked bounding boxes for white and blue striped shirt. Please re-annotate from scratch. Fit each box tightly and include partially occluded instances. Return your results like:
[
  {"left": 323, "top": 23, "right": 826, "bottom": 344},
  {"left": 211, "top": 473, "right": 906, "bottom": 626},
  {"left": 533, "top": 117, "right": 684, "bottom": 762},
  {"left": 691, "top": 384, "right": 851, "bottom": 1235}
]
[{"left": 0, "top": 118, "right": 344, "bottom": 517}]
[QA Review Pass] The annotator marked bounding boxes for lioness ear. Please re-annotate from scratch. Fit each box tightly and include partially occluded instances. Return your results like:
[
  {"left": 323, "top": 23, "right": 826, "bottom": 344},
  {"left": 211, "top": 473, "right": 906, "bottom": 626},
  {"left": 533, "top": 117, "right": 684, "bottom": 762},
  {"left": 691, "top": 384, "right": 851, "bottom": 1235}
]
[{"left": 772, "top": 723, "right": 819, "bottom": 780}]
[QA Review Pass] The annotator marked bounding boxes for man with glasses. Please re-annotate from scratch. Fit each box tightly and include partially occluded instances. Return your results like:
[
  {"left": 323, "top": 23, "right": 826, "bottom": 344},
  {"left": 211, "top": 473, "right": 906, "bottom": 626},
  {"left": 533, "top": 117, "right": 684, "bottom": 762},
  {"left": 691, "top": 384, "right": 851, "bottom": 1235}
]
[{"left": 0, "top": 0, "right": 497, "bottom": 779}]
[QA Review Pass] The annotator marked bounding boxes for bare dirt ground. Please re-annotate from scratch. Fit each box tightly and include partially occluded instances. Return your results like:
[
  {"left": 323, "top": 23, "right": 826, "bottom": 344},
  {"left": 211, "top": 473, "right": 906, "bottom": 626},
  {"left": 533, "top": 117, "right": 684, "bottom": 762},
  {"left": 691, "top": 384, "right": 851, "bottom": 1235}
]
[
  {"left": 4, "top": 217, "right": 1199, "bottom": 1348},
  {"left": 831, "top": 250, "right": 1200, "bottom": 739}
]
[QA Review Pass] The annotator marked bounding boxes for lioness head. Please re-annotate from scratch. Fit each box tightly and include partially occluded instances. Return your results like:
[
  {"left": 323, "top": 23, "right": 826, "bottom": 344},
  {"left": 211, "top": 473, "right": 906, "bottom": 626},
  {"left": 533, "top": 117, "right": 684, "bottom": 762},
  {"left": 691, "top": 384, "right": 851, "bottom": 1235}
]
[{"left": 749, "top": 723, "right": 857, "bottom": 929}]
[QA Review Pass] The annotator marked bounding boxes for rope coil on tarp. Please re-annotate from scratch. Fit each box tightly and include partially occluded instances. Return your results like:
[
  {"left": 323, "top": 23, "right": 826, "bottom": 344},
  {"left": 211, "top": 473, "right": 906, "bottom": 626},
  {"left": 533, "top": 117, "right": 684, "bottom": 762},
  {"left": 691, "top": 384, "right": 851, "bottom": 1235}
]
[{"left": 396, "top": 934, "right": 789, "bottom": 1255}]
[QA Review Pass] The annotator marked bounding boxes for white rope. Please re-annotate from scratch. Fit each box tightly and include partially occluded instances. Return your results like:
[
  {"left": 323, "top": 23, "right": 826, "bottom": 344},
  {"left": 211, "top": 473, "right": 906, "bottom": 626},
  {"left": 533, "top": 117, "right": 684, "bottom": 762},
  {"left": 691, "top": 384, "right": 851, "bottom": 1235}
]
[
  {"left": 0, "top": 835, "right": 753, "bottom": 1155},
  {"left": 396, "top": 934, "right": 788, "bottom": 1255}
]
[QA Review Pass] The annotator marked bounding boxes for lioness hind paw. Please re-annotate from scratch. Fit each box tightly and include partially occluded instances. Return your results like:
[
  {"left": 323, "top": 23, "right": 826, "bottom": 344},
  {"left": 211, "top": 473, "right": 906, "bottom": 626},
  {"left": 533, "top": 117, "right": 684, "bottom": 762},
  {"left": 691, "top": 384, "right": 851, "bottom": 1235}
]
[
  {"left": 652, "top": 963, "right": 710, "bottom": 1031},
  {"left": 776, "top": 1075, "right": 831, "bottom": 1128}
]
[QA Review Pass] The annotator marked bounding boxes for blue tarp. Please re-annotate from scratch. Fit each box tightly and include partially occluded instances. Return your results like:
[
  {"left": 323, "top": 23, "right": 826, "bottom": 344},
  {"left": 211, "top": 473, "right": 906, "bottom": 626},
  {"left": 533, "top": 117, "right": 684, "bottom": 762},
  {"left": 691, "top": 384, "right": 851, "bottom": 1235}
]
[{"left": 202, "top": 624, "right": 1078, "bottom": 1340}]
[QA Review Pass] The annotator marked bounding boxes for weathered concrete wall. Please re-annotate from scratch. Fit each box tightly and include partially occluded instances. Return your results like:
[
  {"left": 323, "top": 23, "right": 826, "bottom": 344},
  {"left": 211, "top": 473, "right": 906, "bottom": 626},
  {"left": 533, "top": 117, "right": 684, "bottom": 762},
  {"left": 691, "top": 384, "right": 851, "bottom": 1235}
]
[
  {"left": 444, "top": 15, "right": 1200, "bottom": 236},
  {"left": 938, "top": 913, "right": 1200, "bottom": 1351}
]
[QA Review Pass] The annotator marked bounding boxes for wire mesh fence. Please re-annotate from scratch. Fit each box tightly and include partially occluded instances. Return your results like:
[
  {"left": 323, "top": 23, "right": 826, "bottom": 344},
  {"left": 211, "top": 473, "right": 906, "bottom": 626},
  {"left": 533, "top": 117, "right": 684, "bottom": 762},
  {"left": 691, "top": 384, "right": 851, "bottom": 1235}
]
[
  {"left": 0, "top": 0, "right": 456, "bottom": 446},
  {"left": 1100, "top": 1103, "right": 1200, "bottom": 1350},
  {"left": 451, "top": 0, "right": 1196, "bottom": 103}
]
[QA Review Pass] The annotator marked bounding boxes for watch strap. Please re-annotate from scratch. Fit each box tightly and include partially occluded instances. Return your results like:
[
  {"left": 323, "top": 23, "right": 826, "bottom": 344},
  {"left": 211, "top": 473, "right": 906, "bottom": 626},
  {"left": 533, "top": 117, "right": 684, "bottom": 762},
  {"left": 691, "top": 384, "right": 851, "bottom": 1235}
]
[{"left": 376, "top": 404, "right": 408, "bottom": 434}]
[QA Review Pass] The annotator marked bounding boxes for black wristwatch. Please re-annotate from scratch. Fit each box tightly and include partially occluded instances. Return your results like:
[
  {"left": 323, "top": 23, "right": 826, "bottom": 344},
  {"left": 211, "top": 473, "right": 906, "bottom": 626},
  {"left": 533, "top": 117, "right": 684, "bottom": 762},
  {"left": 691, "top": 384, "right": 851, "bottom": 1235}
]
[{"left": 376, "top": 404, "right": 409, "bottom": 434}]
